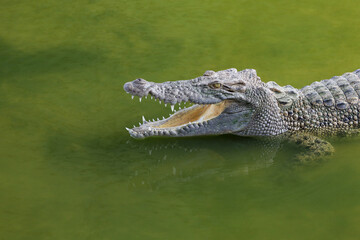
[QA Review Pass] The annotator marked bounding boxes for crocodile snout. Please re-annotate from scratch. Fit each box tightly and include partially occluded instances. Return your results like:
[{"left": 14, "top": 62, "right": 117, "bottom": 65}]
[
  {"left": 123, "top": 78, "right": 151, "bottom": 96},
  {"left": 123, "top": 82, "right": 133, "bottom": 92}
]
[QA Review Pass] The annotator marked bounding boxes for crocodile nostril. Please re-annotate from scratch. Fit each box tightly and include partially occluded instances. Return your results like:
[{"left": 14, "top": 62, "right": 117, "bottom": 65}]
[{"left": 134, "top": 78, "right": 147, "bottom": 84}]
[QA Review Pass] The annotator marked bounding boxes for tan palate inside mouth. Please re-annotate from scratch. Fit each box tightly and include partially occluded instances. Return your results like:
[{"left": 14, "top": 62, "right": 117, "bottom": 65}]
[{"left": 158, "top": 100, "right": 232, "bottom": 128}]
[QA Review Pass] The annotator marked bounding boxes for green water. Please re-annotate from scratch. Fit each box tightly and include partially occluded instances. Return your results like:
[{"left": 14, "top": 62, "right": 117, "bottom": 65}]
[{"left": 1, "top": 0, "right": 360, "bottom": 239}]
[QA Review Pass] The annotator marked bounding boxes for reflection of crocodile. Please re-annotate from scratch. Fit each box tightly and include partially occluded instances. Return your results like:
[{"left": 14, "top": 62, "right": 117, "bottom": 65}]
[
  {"left": 124, "top": 68, "right": 360, "bottom": 161},
  {"left": 45, "top": 133, "right": 291, "bottom": 192},
  {"left": 125, "top": 137, "right": 285, "bottom": 190}
]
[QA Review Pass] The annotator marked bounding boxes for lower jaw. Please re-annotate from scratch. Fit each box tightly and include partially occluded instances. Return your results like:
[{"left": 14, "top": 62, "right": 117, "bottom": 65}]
[
  {"left": 129, "top": 120, "right": 209, "bottom": 139},
  {"left": 128, "top": 100, "right": 235, "bottom": 139}
]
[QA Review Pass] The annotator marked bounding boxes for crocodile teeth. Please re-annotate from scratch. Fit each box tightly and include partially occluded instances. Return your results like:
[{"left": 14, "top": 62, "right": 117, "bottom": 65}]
[
  {"left": 171, "top": 105, "right": 174, "bottom": 112},
  {"left": 142, "top": 116, "right": 146, "bottom": 122},
  {"left": 131, "top": 96, "right": 134, "bottom": 99},
  {"left": 139, "top": 97, "right": 142, "bottom": 102}
]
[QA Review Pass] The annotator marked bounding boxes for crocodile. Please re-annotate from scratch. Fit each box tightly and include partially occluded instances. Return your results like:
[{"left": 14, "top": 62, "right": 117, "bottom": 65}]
[{"left": 123, "top": 68, "right": 360, "bottom": 161}]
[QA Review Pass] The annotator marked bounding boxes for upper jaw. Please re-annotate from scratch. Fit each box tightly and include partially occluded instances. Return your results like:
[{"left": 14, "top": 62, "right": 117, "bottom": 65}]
[{"left": 123, "top": 78, "right": 224, "bottom": 105}]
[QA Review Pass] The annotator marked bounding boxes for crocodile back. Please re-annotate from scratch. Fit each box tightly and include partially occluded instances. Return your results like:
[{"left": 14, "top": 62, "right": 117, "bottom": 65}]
[{"left": 300, "top": 69, "right": 360, "bottom": 110}]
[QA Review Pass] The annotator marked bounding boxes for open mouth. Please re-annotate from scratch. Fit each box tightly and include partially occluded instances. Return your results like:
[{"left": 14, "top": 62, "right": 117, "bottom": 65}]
[{"left": 126, "top": 93, "right": 233, "bottom": 139}]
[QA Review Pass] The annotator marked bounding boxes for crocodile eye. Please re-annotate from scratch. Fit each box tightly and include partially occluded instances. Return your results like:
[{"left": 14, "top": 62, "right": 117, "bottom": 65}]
[{"left": 209, "top": 83, "right": 222, "bottom": 89}]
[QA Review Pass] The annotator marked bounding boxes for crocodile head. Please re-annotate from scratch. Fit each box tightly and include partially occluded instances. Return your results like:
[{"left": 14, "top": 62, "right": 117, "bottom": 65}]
[{"left": 124, "top": 68, "right": 286, "bottom": 139}]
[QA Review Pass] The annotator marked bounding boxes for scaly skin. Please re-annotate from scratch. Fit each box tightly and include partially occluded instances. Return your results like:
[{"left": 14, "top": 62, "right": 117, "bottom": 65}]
[
  {"left": 268, "top": 70, "right": 360, "bottom": 135},
  {"left": 123, "top": 68, "right": 360, "bottom": 161}
]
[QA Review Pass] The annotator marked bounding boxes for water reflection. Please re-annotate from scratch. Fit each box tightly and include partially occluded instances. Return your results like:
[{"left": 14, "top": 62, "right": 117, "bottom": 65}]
[
  {"left": 46, "top": 133, "right": 310, "bottom": 191},
  {"left": 125, "top": 136, "right": 281, "bottom": 191}
]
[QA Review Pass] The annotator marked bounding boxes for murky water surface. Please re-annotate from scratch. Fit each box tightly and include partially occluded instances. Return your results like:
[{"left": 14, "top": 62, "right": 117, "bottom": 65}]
[{"left": 1, "top": 0, "right": 360, "bottom": 239}]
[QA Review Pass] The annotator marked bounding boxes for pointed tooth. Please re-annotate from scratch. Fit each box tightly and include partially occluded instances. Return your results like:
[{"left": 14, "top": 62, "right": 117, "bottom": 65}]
[
  {"left": 139, "top": 97, "right": 142, "bottom": 102},
  {"left": 152, "top": 119, "right": 155, "bottom": 122},
  {"left": 139, "top": 122, "right": 142, "bottom": 126},
  {"left": 165, "top": 104, "right": 167, "bottom": 107},
  {"left": 159, "top": 101, "right": 161, "bottom": 104},
  {"left": 142, "top": 116, "right": 146, "bottom": 122},
  {"left": 157, "top": 118, "right": 159, "bottom": 121},
  {"left": 133, "top": 125, "right": 136, "bottom": 128},
  {"left": 131, "top": 96, "right": 134, "bottom": 99},
  {"left": 163, "top": 116, "right": 165, "bottom": 120},
  {"left": 171, "top": 105, "right": 174, "bottom": 112},
  {"left": 125, "top": 127, "right": 130, "bottom": 131},
  {"left": 151, "top": 96, "right": 153, "bottom": 99},
  {"left": 145, "top": 96, "right": 147, "bottom": 99},
  {"left": 179, "top": 107, "right": 182, "bottom": 110}
]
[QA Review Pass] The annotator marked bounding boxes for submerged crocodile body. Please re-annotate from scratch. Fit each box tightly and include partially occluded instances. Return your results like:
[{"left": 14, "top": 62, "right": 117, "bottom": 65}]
[{"left": 123, "top": 68, "right": 360, "bottom": 161}]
